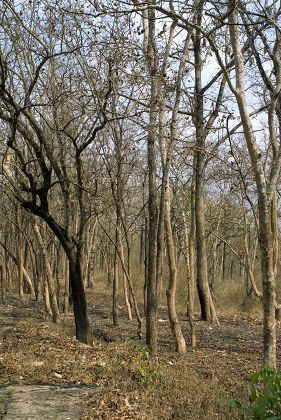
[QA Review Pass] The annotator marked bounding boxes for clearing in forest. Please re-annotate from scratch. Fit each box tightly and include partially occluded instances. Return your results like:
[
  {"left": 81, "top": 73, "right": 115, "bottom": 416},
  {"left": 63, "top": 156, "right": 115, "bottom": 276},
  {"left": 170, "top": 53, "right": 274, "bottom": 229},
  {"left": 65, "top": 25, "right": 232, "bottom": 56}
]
[{"left": 0, "top": 291, "right": 278, "bottom": 419}]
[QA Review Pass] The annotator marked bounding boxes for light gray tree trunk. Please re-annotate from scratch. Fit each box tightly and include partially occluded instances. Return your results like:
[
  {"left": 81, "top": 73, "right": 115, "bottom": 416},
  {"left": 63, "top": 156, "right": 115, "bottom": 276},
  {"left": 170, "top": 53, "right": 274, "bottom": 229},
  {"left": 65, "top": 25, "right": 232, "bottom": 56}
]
[{"left": 228, "top": 0, "right": 278, "bottom": 366}]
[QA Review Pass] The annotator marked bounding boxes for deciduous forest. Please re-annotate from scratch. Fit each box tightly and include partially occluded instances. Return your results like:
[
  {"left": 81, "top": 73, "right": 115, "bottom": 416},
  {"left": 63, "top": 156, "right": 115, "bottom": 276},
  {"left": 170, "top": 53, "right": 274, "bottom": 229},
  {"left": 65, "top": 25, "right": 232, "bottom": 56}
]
[{"left": 0, "top": 1, "right": 281, "bottom": 419}]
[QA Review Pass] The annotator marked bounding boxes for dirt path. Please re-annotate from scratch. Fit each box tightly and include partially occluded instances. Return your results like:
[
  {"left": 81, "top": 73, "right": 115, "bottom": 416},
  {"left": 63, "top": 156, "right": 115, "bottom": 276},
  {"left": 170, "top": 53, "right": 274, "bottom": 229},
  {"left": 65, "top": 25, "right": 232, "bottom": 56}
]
[
  {"left": 0, "top": 384, "right": 97, "bottom": 419},
  {"left": 0, "top": 294, "right": 279, "bottom": 419}
]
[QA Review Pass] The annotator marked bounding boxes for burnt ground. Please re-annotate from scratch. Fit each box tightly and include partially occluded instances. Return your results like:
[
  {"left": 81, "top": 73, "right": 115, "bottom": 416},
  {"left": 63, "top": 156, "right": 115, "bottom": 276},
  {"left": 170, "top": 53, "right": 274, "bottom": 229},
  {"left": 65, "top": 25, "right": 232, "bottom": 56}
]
[{"left": 0, "top": 290, "right": 279, "bottom": 419}]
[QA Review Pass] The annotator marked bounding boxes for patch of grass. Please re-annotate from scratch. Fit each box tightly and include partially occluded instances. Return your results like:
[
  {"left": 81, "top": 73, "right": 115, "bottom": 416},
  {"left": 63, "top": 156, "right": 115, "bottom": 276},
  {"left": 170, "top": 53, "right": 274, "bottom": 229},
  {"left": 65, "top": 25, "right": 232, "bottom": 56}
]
[
  {"left": 130, "top": 344, "right": 164, "bottom": 385},
  {"left": 214, "top": 277, "right": 262, "bottom": 317}
]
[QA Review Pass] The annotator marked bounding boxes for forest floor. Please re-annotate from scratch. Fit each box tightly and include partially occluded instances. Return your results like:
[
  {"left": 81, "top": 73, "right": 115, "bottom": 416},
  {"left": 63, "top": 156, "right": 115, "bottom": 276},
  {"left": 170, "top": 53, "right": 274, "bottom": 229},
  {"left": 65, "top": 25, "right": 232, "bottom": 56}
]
[{"left": 0, "top": 288, "right": 280, "bottom": 419}]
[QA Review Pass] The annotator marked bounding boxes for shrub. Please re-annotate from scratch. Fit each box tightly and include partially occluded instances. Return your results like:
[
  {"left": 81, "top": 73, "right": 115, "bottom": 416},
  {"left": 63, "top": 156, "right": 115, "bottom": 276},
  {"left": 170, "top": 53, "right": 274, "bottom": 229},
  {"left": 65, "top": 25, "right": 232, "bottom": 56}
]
[
  {"left": 131, "top": 344, "right": 164, "bottom": 385},
  {"left": 228, "top": 366, "right": 281, "bottom": 419}
]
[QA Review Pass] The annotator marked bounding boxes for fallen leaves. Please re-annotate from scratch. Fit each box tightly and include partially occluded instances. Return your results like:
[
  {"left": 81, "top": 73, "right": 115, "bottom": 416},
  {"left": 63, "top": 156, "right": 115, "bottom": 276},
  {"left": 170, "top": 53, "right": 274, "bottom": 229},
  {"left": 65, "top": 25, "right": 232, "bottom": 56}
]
[{"left": 0, "top": 293, "right": 274, "bottom": 419}]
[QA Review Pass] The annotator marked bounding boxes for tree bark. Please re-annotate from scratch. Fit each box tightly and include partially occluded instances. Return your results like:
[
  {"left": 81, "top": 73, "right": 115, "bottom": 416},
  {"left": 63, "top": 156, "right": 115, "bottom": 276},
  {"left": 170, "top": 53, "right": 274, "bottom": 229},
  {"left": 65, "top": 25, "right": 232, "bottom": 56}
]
[
  {"left": 63, "top": 253, "right": 69, "bottom": 314},
  {"left": 165, "top": 184, "right": 186, "bottom": 353},
  {"left": 182, "top": 203, "right": 196, "bottom": 348},
  {"left": 112, "top": 223, "right": 120, "bottom": 326},
  {"left": 0, "top": 264, "right": 4, "bottom": 301},
  {"left": 68, "top": 251, "right": 92, "bottom": 345},
  {"left": 24, "top": 206, "right": 93, "bottom": 346},
  {"left": 228, "top": 0, "right": 277, "bottom": 366},
  {"left": 145, "top": 3, "right": 159, "bottom": 354},
  {"left": 193, "top": 2, "right": 217, "bottom": 323},
  {"left": 34, "top": 222, "right": 60, "bottom": 323},
  {"left": 121, "top": 241, "right": 133, "bottom": 321}
]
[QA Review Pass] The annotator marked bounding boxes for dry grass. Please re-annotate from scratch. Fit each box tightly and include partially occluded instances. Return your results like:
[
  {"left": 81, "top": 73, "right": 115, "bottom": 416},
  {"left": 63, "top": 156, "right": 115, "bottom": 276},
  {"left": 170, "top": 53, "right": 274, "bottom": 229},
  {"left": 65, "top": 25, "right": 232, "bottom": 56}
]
[{"left": 0, "top": 278, "right": 271, "bottom": 419}]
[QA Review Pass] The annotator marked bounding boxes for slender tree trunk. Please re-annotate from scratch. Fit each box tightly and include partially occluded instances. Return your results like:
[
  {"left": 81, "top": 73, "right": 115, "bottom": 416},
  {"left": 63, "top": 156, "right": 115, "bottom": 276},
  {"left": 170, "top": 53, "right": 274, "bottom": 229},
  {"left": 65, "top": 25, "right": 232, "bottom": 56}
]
[
  {"left": 15, "top": 206, "right": 24, "bottom": 300},
  {"left": 17, "top": 244, "right": 24, "bottom": 300},
  {"left": 182, "top": 205, "right": 196, "bottom": 348},
  {"left": 244, "top": 228, "right": 262, "bottom": 298},
  {"left": 221, "top": 242, "right": 226, "bottom": 283},
  {"left": 0, "top": 264, "right": 4, "bottom": 301},
  {"left": 121, "top": 241, "right": 133, "bottom": 321},
  {"left": 4, "top": 246, "right": 11, "bottom": 292},
  {"left": 63, "top": 253, "right": 69, "bottom": 314},
  {"left": 119, "top": 239, "right": 143, "bottom": 337},
  {"left": 22, "top": 266, "right": 36, "bottom": 300},
  {"left": 44, "top": 277, "right": 52, "bottom": 318},
  {"left": 143, "top": 215, "right": 148, "bottom": 314},
  {"left": 139, "top": 223, "right": 144, "bottom": 265},
  {"left": 29, "top": 241, "right": 40, "bottom": 300},
  {"left": 210, "top": 209, "right": 222, "bottom": 293},
  {"left": 258, "top": 201, "right": 276, "bottom": 366},
  {"left": 195, "top": 174, "right": 212, "bottom": 320},
  {"left": 271, "top": 192, "right": 278, "bottom": 278},
  {"left": 123, "top": 271, "right": 133, "bottom": 321},
  {"left": 228, "top": 0, "right": 277, "bottom": 365},
  {"left": 146, "top": 4, "right": 159, "bottom": 353},
  {"left": 85, "top": 221, "right": 96, "bottom": 289},
  {"left": 165, "top": 184, "right": 186, "bottom": 353},
  {"left": 112, "top": 223, "right": 120, "bottom": 326},
  {"left": 34, "top": 222, "right": 60, "bottom": 323},
  {"left": 193, "top": 3, "right": 217, "bottom": 323}
]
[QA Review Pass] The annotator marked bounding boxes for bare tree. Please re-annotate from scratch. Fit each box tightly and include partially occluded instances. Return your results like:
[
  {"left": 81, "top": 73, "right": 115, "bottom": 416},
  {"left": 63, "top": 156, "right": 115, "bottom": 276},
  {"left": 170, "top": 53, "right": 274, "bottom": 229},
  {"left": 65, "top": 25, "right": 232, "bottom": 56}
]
[
  {"left": 224, "top": 0, "right": 281, "bottom": 366},
  {"left": 0, "top": 1, "right": 114, "bottom": 344}
]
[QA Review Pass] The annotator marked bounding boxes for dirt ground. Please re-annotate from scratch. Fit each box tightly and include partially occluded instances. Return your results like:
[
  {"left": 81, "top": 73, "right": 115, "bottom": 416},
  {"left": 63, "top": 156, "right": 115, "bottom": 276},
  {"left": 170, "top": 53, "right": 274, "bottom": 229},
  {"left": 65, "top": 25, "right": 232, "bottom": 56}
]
[{"left": 0, "top": 290, "right": 279, "bottom": 419}]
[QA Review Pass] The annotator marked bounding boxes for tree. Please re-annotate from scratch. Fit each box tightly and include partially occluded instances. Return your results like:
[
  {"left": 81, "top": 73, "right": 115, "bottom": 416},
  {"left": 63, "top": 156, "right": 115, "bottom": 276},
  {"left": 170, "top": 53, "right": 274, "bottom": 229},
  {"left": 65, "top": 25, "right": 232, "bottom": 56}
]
[
  {"left": 136, "top": 0, "right": 280, "bottom": 368},
  {"left": 224, "top": 0, "right": 281, "bottom": 366},
  {"left": 0, "top": 0, "right": 114, "bottom": 344}
]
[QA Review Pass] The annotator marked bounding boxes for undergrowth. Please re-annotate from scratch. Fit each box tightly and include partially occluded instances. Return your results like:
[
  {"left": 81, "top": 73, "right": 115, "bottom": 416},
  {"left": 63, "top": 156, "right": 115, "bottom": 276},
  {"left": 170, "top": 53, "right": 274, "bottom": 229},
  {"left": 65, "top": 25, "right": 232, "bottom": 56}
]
[{"left": 228, "top": 366, "right": 281, "bottom": 419}]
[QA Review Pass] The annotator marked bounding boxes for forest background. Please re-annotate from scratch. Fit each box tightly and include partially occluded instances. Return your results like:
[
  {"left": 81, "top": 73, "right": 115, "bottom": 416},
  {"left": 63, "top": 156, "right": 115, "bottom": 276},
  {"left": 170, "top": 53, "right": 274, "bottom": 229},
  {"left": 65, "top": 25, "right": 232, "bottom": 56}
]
[{"left": 0, "top": 1, "right": 281, "bottom": 409}]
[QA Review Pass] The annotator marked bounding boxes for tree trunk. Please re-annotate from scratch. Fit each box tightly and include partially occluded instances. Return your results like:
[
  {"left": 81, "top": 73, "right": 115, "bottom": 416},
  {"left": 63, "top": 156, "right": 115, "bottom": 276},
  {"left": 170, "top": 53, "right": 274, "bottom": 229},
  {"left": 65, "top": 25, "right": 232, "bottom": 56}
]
[
  {"left": 145, "top": 5, "right": 159, "bottom": 354},
  {"left": 244, "top": 230, "right": 261, "bottom": 298},
  {"left": 221, "top": 242, "right": 226, "bottom": 282},
  {"left": 63, "top": 253, "right": 69, "bottom": 314},
  {"left": 183, "top": 205, "right": 196, "bottom": 348},
  {"left": 17, "top": 244, "right": 24, "bottom": 300},
  {"left": 27, "top": 208, "right": 93, "bottom": 345},
  {"left": 119, "top": 240, "right": 143, "bottom": 338},
  {"left": 0, "top": 264, "right": 4, "bottom": 301},
  {"left": 143, "top": 215, "right": 148, "bottom": 314},
  {"left": 22, "top": 266, "right": 36, "bottom": 300},
  {"left": 193, "top": 3, "right": 217, "bottom": 323},
  {"left": 121, "top": 241, "right": 133, "bottom": 321},
  {"left": 68, "top": 252, "right": 92, "bottom": 345},
  {"left": 195, "top": 174, "right": 213, "bottom": 320},
  {"left": 34, "top": 222, "right": 60, "bottom": 323},
  {"left": 112, "top": 225, "right": 119, "bottom": 326},
  {"left": 259, "top": 202, "right": 276, "bottom": 366},
  {"left": 210, "top": 208, "right": 222, "bottom": 293},
  {"left": 228, "top": 0, "right": 277, "bottom": 366},
  {"left": 44, "top": 278, "right": 52, "bottom": 318},
  {"left": 165, "top": 184, "right": 186, "bottom": 353}
]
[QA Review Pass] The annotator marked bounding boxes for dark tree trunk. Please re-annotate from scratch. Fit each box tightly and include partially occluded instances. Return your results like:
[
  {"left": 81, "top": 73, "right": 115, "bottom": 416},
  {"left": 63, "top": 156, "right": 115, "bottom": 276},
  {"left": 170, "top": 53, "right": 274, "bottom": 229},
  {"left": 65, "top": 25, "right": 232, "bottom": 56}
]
[
  {"left": 68, "top": 252, "right": 92, "bottom": 345},
  {"left": 22, "top": 203, "right": 93, "bottom": 346},
  {"left": 145, "top": 5, "right": 159, "bottom": 354}
]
